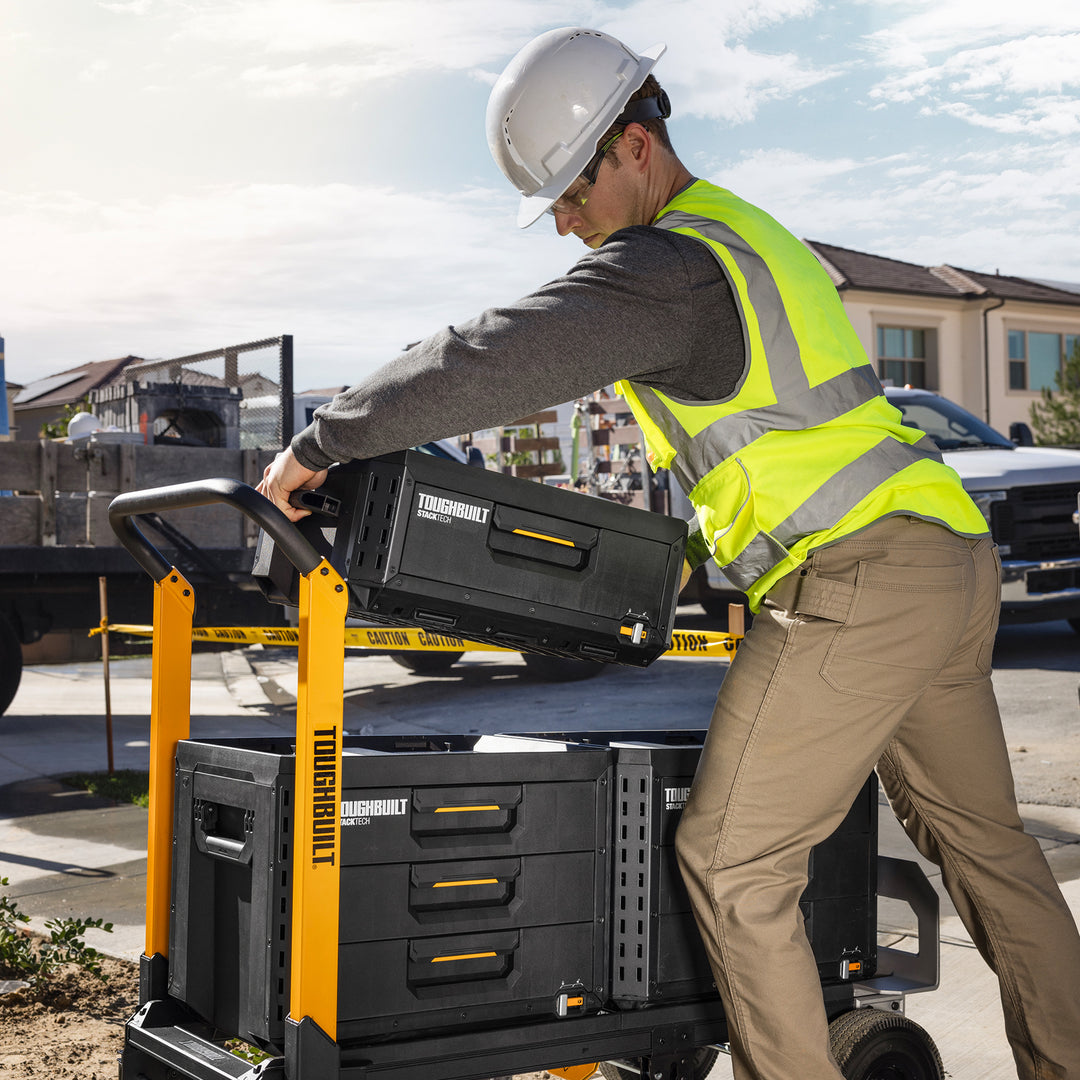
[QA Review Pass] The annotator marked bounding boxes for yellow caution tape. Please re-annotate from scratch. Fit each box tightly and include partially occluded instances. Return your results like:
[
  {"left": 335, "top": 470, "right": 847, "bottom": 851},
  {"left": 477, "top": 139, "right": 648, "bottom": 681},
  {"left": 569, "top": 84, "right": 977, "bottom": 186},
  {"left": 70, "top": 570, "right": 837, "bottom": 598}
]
[{"left": 93, "top": 623, "right": 740, "bottom": 657}]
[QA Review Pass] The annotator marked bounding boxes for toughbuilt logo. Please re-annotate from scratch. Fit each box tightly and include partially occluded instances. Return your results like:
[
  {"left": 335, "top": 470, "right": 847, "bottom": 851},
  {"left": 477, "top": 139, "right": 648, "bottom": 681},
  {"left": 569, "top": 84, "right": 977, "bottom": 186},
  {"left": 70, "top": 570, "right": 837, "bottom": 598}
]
[
  {"left": 665, "top": 786, "right": 690, "bottom": 812},
  {"left": 311, "top": 727, "right": 338, "bottom": 866},
  {"left": 341, "top": 797, "right": 408, "bottom": 827},
  {"left": 415, "top": 491, "right": 490, "bottom": 527}
]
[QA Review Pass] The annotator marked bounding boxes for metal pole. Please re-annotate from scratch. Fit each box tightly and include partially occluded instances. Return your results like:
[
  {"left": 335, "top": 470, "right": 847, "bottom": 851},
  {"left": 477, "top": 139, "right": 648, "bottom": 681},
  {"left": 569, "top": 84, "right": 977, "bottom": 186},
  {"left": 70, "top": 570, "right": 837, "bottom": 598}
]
[
  {"left": 279, "top": 334, "right": 295, "bottom": 448},
  {"left": 99, "top": 576, "right": 114, "bottom": 775}
]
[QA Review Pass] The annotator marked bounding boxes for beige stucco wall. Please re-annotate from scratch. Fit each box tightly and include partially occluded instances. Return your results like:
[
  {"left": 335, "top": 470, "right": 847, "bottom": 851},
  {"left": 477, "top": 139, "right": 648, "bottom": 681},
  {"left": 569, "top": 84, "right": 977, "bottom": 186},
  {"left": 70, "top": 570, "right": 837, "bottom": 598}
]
[{"left": 838, "top": 290, "right": 1080, "bottom": 436}]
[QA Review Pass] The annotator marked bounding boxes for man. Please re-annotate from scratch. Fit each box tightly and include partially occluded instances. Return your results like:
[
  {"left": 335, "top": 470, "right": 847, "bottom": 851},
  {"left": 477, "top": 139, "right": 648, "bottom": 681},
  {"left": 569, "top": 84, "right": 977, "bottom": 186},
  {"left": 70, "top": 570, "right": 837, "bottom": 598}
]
[{"left": 258, "top": 27, "right": 1080, "bottom": 1080}]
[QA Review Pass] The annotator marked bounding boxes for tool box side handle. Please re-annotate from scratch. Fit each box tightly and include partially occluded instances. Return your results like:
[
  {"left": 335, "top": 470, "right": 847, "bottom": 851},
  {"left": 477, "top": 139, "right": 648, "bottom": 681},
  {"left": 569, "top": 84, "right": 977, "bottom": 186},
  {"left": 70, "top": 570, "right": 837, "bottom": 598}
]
[{"left": 108, "top": 477, "right": 323, "bottom": 581}]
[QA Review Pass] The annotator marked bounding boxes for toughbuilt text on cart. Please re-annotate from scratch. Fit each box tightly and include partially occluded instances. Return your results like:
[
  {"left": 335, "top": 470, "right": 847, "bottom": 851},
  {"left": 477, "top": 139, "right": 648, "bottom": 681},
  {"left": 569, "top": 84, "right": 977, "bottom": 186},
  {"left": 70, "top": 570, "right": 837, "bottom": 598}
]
[{"left": 312, "top": 726, "right": 338, "bottom": 865}]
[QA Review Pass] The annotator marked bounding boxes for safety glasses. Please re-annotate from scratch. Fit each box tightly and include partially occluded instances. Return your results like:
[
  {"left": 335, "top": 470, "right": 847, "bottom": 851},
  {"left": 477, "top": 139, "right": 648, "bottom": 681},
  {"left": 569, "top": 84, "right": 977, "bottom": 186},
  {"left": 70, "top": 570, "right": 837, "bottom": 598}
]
[{"left": 546, "top": 131, "right": 624, "bottom": 216}]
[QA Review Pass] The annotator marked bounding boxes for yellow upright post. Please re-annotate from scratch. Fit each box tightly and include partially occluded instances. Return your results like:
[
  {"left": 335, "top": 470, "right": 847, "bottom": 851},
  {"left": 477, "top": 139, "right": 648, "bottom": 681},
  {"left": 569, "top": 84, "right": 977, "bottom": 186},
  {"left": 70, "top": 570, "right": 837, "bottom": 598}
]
[
  {"left": 289, "top": 560, "right": 348, "bottom": 1042},
  {"left": 145, "top": 570, "right": 195, "bottom": 962}
]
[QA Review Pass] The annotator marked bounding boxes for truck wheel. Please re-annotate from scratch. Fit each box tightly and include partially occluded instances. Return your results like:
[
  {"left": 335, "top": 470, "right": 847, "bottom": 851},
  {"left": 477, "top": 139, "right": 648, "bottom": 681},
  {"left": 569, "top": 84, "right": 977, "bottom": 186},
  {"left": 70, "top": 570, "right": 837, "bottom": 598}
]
[
  {"left": 0, "top": 613, "right": 23, "bottom": 717},
  {"left": 520, "top": 653, "right": 605, "bottom": 682},
  {"left": 389, "top": 651, "right": 464, "bottom": 674},
  {"left": 600, "top": 1046, "right": 719, "bottom": 1080},
  {"left": 829, "top": 1009, "right": 944, "bottom": 1080}
]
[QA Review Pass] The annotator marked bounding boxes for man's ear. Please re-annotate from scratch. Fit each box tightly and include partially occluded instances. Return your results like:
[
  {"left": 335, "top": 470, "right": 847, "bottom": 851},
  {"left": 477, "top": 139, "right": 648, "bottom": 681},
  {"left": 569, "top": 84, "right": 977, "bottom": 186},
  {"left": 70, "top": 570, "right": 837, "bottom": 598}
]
[{"left": 622, "top": 122, "right": 652, "bottom": 172}]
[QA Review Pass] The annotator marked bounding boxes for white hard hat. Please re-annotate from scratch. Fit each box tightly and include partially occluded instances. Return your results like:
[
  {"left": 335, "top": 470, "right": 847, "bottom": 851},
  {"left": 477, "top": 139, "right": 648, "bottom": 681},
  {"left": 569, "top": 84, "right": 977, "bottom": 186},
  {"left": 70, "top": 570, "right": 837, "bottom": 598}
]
[{"left": 487, "top": 27, "right": 667, "bottom": 228}]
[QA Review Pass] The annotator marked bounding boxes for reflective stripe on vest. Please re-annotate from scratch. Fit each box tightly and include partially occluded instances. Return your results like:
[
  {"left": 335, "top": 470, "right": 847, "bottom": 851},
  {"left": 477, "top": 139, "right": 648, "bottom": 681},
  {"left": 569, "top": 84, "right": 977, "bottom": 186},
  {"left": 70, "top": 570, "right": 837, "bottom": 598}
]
[{"left": 626, "top": 367, "right": 932, "bottom": 496}]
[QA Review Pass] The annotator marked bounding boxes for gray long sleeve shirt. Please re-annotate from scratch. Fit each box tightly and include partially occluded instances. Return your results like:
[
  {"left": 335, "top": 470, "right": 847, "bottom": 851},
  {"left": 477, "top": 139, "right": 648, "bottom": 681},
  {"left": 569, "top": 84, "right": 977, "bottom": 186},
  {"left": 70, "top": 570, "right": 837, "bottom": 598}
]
[{"left": 291, "top": 224, "right": 749, "bottom": 566}]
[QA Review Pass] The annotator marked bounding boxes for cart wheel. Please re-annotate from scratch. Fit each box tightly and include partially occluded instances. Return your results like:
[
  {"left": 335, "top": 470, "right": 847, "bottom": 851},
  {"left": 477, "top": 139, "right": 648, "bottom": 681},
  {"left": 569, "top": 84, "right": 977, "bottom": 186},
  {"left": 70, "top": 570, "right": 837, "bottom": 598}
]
[
  {"left": 389, "top": 651, "right": 464, "bottom": 674},
  {"left": 829, "top": 1009, "right": 944, "bottom": 1080},
  {"left": 600, "top": 1046, "right": 719, "bottom": 1080},
  {"left": 0, "top": 613, "right": 23, "bottom": 717}
]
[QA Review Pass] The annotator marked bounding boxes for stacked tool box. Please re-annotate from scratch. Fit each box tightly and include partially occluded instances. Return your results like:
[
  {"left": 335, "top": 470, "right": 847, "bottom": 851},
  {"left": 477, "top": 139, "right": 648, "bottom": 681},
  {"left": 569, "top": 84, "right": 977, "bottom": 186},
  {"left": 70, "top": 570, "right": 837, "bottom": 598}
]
[
  {"left": 510, "top": 731, "right": 878, "bottom": 1006},
  {"left": 169, "top": 734, "right": 612, "bottom": 1051},
  {"left": 167, "top": 730, "right": 876, "bottom": 1053}
]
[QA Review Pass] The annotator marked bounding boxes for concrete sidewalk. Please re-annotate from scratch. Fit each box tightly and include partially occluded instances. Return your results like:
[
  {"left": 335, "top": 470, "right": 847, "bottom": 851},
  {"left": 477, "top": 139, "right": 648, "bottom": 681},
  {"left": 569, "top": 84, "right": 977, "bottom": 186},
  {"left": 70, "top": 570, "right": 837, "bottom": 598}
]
[{"left": 2, "top": 647, "right": 1078, "bottom": 1079}]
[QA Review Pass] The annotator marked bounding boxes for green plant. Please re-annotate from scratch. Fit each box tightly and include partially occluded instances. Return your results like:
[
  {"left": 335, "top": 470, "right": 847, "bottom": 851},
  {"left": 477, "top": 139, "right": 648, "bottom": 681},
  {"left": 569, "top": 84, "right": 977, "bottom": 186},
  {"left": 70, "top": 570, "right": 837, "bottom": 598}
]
[
  {"left": 61, "top": 769, "right": 150, "bottom": 808},
  {"left": 38, "top": 915, "right": 114, "bottom": 980},
  {"left": 0, "top": 877, "right": 113, "bottom": 983},
  {"left": 0, "top": 879, "right": 36, "bottom": 974},
  {"left": 225, "top": 1039, "right": 275, "bottom": 1065},
  {"left": 39, "top": 396, "right": 92, "bottom": 439}
]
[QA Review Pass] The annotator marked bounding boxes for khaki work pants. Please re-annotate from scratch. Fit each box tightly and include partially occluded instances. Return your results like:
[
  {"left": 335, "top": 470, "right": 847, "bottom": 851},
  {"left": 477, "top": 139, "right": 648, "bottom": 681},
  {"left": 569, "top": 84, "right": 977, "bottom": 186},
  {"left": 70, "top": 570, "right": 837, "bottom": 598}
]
[{"left": 674, "top": 516, "right": 1080, "bottom": 1080}]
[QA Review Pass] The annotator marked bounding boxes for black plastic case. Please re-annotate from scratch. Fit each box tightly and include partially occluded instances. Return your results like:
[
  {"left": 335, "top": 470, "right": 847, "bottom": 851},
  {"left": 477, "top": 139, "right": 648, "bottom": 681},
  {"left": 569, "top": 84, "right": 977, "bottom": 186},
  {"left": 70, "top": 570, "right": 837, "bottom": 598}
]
[
  {"left": 511, "top": 731, "right": 878, "bottom": 1006},
  {"left": 169, "top": 734, "right": 612, "bottom": 1049},
  {"left": 252, "top": 451, "right": 687, "bottom": 666}
]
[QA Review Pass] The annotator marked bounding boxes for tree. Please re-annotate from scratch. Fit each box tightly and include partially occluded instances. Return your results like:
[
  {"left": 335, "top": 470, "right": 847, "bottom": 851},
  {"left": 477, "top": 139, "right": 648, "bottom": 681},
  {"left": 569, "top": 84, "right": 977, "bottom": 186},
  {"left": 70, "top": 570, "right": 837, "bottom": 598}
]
[{"left": 1029, "top": 339, "right": 1080, "bottom": 446}]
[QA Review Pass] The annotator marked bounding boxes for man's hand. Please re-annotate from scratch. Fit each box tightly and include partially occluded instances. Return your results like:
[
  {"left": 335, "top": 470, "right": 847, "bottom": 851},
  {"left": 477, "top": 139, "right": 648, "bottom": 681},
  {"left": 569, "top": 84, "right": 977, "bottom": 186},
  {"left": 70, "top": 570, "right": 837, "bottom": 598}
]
[
  {"left": 680, "top": 559, "right": 693, "bottom": 592},
  {"left": 255, "top": 448, "right": 328, "bottom": 522}
]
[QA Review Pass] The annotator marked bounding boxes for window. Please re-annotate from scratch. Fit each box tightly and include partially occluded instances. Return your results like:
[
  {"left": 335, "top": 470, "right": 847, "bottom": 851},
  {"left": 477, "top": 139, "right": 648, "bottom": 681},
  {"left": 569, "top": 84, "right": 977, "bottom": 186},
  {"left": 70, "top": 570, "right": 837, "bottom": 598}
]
[
  {"left": 877, "top": 326, "right": 927, "bottom": 388},
  {"left": 1007, "top": 330, "right": 1080, "bottom": 392}
]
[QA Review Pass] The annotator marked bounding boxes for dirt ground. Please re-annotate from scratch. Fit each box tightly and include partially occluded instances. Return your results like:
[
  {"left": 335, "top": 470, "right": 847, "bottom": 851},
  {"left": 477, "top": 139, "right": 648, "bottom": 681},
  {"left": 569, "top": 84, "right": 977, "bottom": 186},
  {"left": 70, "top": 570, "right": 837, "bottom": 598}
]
[
  {"left": 0, "top": 956, "right": 139, "bottom": 1080},
  {"left": 0, "top": 954, "right": 554, "bottom": 1080}
]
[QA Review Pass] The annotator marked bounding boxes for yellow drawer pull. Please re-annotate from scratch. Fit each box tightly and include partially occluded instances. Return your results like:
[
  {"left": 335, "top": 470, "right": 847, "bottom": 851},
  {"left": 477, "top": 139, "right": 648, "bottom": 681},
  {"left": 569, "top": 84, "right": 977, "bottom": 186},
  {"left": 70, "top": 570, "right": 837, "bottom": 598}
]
[
  {"left": 431, "top": 951, "right": 498, "bottom": 964},
  {"left": 433, "top": 805, "right": 500, "bottom": 813},
  {"left": 512, "top": 528, "right": 575, "bottom": 548}
]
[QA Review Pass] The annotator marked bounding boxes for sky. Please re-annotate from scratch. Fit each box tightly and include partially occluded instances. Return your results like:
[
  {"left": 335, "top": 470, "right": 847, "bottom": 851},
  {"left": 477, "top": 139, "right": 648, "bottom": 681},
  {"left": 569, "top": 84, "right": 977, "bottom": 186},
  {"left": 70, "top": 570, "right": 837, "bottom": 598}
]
[{"left": 2, "top": 0, "right": 1079, "bottom": 392}]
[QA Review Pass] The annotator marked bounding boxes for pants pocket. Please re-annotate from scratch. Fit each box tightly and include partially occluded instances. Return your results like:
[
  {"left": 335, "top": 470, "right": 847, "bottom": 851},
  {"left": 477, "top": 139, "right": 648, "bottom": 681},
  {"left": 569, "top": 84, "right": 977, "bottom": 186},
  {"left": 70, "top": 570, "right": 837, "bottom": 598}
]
[{"left": 814, "top": 560, "right": 965, "bottom": 702}]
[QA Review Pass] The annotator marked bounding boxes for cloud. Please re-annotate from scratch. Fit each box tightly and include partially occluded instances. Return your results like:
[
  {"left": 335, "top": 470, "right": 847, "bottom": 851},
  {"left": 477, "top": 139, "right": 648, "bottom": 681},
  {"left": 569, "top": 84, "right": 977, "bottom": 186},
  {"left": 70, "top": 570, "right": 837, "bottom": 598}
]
[
  {"left": 96, "top": 0, "right": 153, "bottom": 13},
  {"left": 873, "top": 33, "right": 1080, "bottom": 102},
  {"left": 862, "top": 0, "right": 1080, "bottom": 67},
  {"left": 0, "top": 182, "right": 575, "bottom": 386},
  {"left": 704, "top": 140, "right": 1080, "bottom": 280},
  {"left": 926, "top": 97, "right": 1080, "bottom": 137},
  {"left": 172, "top": 0, "right": 834, "bottom": 121},
  {"left": 863, "top": 4, "right": 1080, "bottom": 137}
]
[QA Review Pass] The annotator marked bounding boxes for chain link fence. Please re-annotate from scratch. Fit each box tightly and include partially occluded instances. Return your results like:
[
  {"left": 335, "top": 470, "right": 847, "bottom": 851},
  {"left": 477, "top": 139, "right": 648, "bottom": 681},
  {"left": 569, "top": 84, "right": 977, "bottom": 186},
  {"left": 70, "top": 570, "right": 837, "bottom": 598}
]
[{"left": 90, "top": 335, "right": 296, "bottom": 450}]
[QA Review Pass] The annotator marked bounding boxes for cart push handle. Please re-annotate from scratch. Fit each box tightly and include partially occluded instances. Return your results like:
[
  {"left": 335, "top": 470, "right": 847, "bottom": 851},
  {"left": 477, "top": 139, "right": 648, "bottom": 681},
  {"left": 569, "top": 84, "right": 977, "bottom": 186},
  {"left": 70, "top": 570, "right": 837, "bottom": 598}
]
[
  {"left": 108, "top": 476, "right": 323, "bottom": 582},
  {"left": 108, "top": 479, "right": 349, "bottom": 1050}
]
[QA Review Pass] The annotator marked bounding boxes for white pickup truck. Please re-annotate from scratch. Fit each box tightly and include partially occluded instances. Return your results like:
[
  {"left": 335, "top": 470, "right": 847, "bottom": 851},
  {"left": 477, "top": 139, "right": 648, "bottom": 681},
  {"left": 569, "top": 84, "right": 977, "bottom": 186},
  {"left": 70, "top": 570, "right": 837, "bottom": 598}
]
[{"left": 688, "top": 386, "right": 1080, "bottom": 632}]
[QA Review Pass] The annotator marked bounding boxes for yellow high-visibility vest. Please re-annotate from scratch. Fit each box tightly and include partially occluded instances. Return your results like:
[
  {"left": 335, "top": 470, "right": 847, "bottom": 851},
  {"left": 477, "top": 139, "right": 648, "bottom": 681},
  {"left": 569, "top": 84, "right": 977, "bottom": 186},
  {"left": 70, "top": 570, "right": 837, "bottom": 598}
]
[{"left": 616, "top": 180, "right": 988, "bottom": 610}]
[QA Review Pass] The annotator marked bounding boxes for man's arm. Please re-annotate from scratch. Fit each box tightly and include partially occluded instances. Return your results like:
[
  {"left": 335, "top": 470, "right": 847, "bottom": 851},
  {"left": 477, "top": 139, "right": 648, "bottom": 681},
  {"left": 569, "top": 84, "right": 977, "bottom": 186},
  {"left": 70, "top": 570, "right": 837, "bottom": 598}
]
[{"left": 261, "top": 227, "right": 743, "bottom": 510}]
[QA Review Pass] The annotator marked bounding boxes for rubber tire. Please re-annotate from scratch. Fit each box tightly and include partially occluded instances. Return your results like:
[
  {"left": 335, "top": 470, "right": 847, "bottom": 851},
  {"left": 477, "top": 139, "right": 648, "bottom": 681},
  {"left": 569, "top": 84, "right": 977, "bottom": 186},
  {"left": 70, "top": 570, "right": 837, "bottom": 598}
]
[
  {"left": 520, "top": 652, "right": 606, "bottom": 682},
  {"left": 0, "top": 613, "right": 23, "bottom": 717},
  {"left": 389, "top": 651, "right": 464, "bottom": 674},
  {"left": 829, "top": 1009, "right": 944, "bottom": 1080},
  {"left": 600, "top": 1046, "right": 719, "bottom": 1080}
]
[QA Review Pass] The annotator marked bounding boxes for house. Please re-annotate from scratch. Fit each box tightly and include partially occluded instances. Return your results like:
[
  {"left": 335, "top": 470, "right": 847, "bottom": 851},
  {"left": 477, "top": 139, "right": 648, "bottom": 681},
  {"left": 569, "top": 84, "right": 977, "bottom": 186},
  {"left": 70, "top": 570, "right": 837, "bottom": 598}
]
[
  {"left": 9, "top": 353, "right": 282, "bottom": 448},
  {"left": 805, "top": 241, "right": 1080, "bottom": 435},
  {"left": 10, "top": 355, "right": 142, "bottom": 441}
]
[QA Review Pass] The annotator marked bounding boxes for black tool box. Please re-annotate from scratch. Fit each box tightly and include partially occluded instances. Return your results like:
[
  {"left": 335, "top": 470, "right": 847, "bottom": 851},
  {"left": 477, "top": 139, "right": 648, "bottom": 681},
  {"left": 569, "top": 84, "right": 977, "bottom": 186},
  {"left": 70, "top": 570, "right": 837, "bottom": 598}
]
[
  {"left": 169, "top": 734, "right": 612, "bottom": 1049},
  {"left": 578, "top": 731, "right": 877, "bottom": 1005},
  {"left": 251, "top": 451, "right": 687, "bottom": 667},
  {"left": 166, "top": 730, "right": 875, "bottom": 1052}
]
